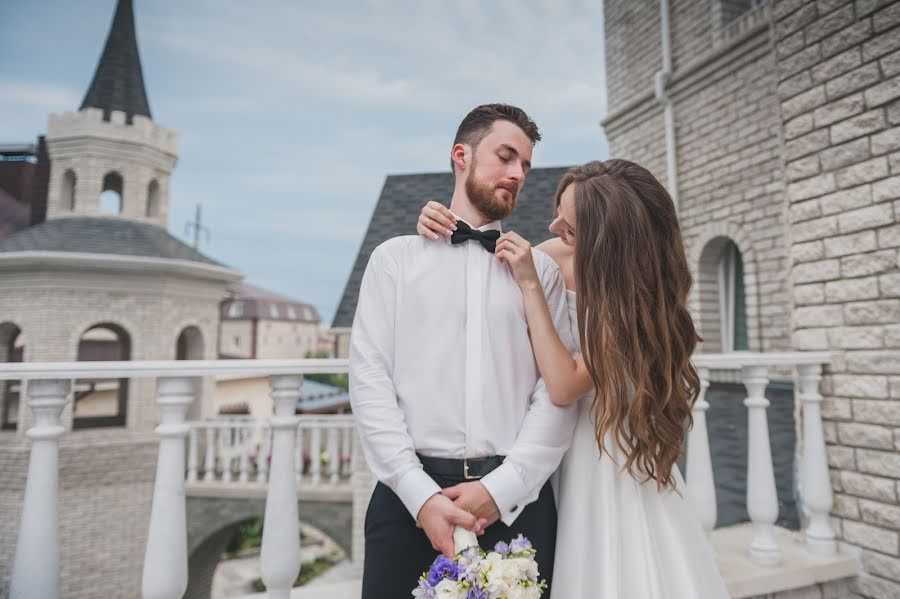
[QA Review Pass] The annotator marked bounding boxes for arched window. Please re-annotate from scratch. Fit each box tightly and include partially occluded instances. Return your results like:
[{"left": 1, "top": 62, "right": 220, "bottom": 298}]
[
  {"left": 99, "top": 172, "right": 124, "bottom": 214},
  {"left": 176, "top": 326, "right": 204, "bottom": 360},
  {"left": 63, "top": 169, "right": 77, "bottom": 210},
  {"left": 146, "top": 179, "right": 160, "bottom": 217},
  {"left": 74, "top": 323, "right": 130, "bottom": 428},
  {"left": 718, "top": 241, "right": 749, "bottom": 352},
  {"left": 0, "top": 322, "right": 24, "bottom": 431},
  {"left": 698, "top": 237, "right": 749, "bottom": 353}
]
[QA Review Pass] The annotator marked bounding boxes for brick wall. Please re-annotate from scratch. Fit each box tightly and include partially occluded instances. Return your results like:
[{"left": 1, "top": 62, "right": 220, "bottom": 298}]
[{"left": 774, "top": 0, "right": 900, "bottom": 596}]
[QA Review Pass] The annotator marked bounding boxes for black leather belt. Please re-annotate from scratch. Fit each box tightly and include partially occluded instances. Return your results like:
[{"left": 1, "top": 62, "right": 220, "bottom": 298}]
[{"left": 417, "top": 454, "right": 505, "bottom": 480}]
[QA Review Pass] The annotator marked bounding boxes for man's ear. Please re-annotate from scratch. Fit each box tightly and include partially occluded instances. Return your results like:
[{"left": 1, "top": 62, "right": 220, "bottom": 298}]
[{"left": 451, "top": 143, "right": 469, "bottom": 173}]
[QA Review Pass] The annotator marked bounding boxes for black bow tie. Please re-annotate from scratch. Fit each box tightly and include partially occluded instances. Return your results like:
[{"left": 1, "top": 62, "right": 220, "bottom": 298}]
[{"left": 450, "top": 221, "right": 501, "bottom": 253}]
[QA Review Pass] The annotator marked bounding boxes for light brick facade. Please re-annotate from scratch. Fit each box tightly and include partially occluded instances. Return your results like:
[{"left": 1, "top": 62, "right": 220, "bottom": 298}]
[{"left": 603, "top": 0, "right": 900, "bottom": 596}]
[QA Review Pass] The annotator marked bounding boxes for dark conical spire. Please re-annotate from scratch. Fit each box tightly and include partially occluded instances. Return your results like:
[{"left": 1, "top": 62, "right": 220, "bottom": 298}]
[{"left": 80, "top": 0, "right": 152, "bottom": 123}]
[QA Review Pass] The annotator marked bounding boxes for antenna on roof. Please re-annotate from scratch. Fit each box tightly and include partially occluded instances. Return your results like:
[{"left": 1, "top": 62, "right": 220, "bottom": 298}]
[{"left": 185, "top": 203, "right": 210, "bottom": 249}]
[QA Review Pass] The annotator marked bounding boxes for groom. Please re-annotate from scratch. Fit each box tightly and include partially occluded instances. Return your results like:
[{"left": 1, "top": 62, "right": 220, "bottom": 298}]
[{"left": 349, "top": 103, "right": 578, "bottom": 598}]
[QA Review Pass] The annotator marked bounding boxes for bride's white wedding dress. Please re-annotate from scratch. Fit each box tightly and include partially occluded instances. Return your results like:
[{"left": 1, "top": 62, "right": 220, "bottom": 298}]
[{"left": 550, "top": 289, "right": 730, "bottom": 599}]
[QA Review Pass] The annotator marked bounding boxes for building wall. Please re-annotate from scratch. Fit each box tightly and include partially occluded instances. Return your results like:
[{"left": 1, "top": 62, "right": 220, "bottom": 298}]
[
  {"left": 0, "top": 264, "right": 227, "bottom": 597},
  {"left": 219, "top": 319, "right": 253, "bottom": 358},
  {"left": 255, "top": 319, "right": 320, "bottom": 359},
  {"left": 773, "top": 1, "right": 900, "bottom": 597}
]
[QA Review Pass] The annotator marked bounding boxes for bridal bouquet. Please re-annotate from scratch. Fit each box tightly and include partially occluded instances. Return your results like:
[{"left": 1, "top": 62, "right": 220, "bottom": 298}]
[{"left": 412, "top": 526, "right": 546, "bottom": 599}]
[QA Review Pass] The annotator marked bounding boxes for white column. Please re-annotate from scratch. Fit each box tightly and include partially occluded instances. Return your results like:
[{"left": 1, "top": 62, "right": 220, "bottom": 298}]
[
  {"left": 742, "top": 365, "right": 782, "bottom": 566},
  {"left": 310, "top": 425, "right": 322, "bottom": 486},
  {"left": 341, "top": 426, "right": 352, "bottom": 479},
  {"left": 141, "top": 377, "right": 194, "bottom": 599},
  {"left": 203, "top": 426, "right": 216, "bottom": 481},
  {"left": 239, "top": 424, "right": 251, "bottom": 484},
  {"left": 328, "top": 425, "right": 340, "bottom": 485},
  {"left": 295, "top": 424, "right": 305, "bottom": 484},
  {"left": 260, "top": 375, "right": 302, "bottom": 598},
  {"left": 798, "top": 363, "right": 836, "bottom": 556},
  {"left": 686, "top": 367, "right": 716, "bottom": 535},
  {"left": 187, "top": 426, "right": 199, "bottom": 482},
  {"left": 258, "top": 424, "right": 270, "bottom": 483},
  {"left": 9, "top": 379, "right": 70, "bottom": 599}
]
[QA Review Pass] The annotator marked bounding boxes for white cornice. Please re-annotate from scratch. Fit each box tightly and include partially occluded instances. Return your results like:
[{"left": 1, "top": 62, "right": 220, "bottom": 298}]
[{"left": 0, "top": 251, "right": 243, "bottom": 283}]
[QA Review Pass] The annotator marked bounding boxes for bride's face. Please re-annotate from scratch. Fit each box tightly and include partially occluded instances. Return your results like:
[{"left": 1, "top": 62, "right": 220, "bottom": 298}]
[{"left": 549, "top": 184, "right": 577, "bottom": 247}]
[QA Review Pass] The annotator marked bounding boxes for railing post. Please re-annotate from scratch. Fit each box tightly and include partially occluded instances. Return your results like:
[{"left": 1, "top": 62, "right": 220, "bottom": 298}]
[
  {"left": 310, "top": 425, "right": 322, "bottom": 486},
  {"left": 187, "top": 426, "right": 199, "bottom": 482},
  {"left": 295, "top": 423, "right": 305, "bottom": 484},
  {"left": 686, "top": 367, "right": 716, "bottom": 535},
  {"left": 9, "top": 379, "right": 70, "bottom": 599},
  {"left": 258, "top": 424, "right": 270, "bottom": 483},
  {"left": 203, "top": 425, "right": 216, "bottom": 481},
  {"left": 742, "top": 365, "right": 782, "bottom": 566},
  {"left": 142, "top": 377, "right": 194, "bottom": 599},
  {"left": 798, "top": 363, "right": 836, "bottom": 556},
  {"left": 328, "top": 424, "right": 340, "bottom": 485},
  {"left": 260, "top": 374, "right": 302, "bottom": 598}
]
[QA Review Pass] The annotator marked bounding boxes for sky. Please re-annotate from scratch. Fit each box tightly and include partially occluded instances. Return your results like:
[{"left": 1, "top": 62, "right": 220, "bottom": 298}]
[{"left": 0, "top": 0, "right": 608, "bottom": 324}]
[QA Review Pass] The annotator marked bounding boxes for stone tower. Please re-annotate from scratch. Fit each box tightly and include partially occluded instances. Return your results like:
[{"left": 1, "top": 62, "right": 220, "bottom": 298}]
[{"left": 44, "top": 0, "right": 178, "bottom": 226}]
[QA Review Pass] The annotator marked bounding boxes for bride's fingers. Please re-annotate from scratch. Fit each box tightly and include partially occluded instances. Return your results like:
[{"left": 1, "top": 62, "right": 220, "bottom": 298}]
[
  {"left": 420, "top": 212, "right": 453, "bottom": 239},
  {"left": 425, "top": 205, "right": 457, "bottom": 232},
  {"left": 417, "top": 216, "right": 440, "bottom": 240}
]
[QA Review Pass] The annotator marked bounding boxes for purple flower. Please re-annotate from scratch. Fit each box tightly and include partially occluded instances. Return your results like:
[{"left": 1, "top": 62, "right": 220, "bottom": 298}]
[
  {"left": 466, "top": 587, "right": 488, "bottom": 599},
  {"left": 493, "top": 540, "right": 509, "bottom": 555},
  {"left": 426, "top": 555, "right": 459, "bottom": 587},
  {"left": 413, "top": 578, "right": 436, "bottom": 598},
  {"left": 508, "top": 534, "right": 532, "bottom": 554}
]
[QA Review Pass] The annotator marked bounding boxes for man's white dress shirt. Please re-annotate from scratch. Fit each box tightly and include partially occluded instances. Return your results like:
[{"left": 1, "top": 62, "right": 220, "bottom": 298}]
[{"left": 349, "top": 219, "right": 578, "bottom": 525}]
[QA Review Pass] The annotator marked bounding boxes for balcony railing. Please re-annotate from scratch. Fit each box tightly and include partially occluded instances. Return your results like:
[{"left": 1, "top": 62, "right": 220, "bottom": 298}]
[{"left": 0, "top": 352, "right": 857, "bottom": 599}]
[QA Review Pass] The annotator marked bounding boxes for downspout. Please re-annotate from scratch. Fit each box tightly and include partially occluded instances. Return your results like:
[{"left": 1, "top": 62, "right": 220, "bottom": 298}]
[{"left": 656, "top": 0, "right": 679, "bottom": 207}]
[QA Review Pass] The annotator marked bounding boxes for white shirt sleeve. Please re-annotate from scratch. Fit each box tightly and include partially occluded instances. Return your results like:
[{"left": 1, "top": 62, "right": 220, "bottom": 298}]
[
  {"left": 348, "top": 243, "right": 441, "bottom": 520},
  {"left": 480, "top": 254, "right": 579, "bottom": 524}
]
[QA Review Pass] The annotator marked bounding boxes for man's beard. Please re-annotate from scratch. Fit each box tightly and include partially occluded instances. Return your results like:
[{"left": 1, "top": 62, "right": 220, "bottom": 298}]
[{"left": 465, "top": 159, "right": 518, "bottom": 222}]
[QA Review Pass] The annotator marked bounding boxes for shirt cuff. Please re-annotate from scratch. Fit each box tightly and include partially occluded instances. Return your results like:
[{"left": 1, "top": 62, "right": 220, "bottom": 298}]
[
  {"left": 480, "top": 461, "right": 533, "bottom": 526},
  {"left": 395, "top": 467, "right": 441, "bottom": 520}
]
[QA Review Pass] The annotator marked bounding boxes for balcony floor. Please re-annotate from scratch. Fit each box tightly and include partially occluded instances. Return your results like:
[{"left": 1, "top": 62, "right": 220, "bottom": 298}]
[{"left": 235, "top": 524, "right": 858, "bottom": 599}]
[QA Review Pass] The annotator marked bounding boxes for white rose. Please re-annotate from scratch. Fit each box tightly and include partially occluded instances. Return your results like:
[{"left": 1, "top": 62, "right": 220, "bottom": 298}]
[
  {"left": 434, "top": 578, "right": 467, "bottom": 599},
  {"left": 453, "top": 525, "right": 480, "bottom": 554}
]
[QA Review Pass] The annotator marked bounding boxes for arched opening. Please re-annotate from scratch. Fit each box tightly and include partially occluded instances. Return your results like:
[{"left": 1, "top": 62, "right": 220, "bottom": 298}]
[
  {"left": 176, "top": 326, "right": 204, "bottom": 360},
  {"left": 146, "top": 179, "right": 160, "bottom": 217},
  {"left": 0, "top": 322, "right": 24, "bottom": 431},
  {"left": 698, "top": 237, "right": 749, "bottom": 353},
  {"left": 63, "top": 169, "right": 77, "bottom": 210},
  {"left": 74, "top": 323, "right": 130, "bottom": 428},
  {"left": 99, "top": 171, "right": 124, "bottom": 214}
]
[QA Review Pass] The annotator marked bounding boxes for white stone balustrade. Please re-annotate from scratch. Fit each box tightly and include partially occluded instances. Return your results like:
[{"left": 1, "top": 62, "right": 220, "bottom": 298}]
[
  {"left": 0, "top": 358, "right": 348, "bottom": 599},
  {"left": 689, "top": 352, "right": 833, "bottom": 567}
]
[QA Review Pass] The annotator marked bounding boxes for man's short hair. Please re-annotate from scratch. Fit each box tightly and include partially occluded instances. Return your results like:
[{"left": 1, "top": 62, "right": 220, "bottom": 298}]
[{"left": 451, "top": 104, "right": 541, "bottom": 170}]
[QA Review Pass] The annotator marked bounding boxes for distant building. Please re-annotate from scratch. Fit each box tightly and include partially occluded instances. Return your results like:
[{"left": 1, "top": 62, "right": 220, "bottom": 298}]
[{"left": 219, "top": 281, "right": 322, "bottom": 359}]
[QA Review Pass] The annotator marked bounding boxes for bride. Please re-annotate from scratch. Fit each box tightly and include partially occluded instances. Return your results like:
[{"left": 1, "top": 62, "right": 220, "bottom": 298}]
[{"left": 418, "top": 159, "right": 730, "bottom": 598}]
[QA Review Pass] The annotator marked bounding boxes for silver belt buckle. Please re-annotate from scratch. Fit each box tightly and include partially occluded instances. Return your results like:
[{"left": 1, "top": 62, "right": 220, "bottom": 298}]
[{"left": 463, "top": 457, "right": 481, "bottom": 480}]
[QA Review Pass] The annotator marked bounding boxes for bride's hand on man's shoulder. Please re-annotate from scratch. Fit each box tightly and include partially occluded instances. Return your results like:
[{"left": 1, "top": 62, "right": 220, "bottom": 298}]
[
  {"left": 496, "top": 231, "right": 541, "bottom": 291},
  {"left": 417, "top": 201, "right": 457, "bottom": 241}
]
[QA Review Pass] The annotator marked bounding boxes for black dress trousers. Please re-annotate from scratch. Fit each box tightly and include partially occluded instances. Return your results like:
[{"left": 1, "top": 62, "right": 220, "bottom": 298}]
[{"left": 361, "top": 475, "right": 557, "bottom": 599}]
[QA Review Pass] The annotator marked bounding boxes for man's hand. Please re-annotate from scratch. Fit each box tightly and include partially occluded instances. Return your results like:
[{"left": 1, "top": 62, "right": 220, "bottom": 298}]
[
  {"left": 416, "top": 493, "right": 479, "bottom": 558},
  {"left": 442, "top": 481, "right": 502, "bottom": 528}
]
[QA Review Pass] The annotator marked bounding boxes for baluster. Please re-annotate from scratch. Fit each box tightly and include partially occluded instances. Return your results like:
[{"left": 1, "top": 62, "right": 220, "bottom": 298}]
[
  {"left": 686, "top": 367, "right": 716, "bottom": 535},
  {"left": 798, "top": 363, "right": 836, "bottom": 555},
  {"left": 295, "top": 423, "right": 305, "bottom": 484},
  {"left": 328, "top": 424, "right": 340, "bottom": 485},
  {"left": 743, "top": 365, "right": 782, "bottom": 566},
  {"left": 221, "top": 424, "right": 234, "bottom": 483},
  {"left": 187, "top": 426, "right": 199, "bottom": 482},
  {"left": 9, "top": 379, "right": 70, "bottom": 599},
  {"left": 310, "top": 425, "right": 322, "bottom": 486},
  {"left": 141, "top": 377, "right": 194, "bottom": 599},
  {"left": 239, "top": 425, "right": 250, "bottom": 484},
  {"left": 203, "top": 426, "right": 216, "bottom": 481},
  {"left": 260, "top": 375, "right": 302, "bottom": 598},
  {"left": 258, "top": 424, "right": 270, "bottom": 483},
  {"left": 341, "top": 426, "right": 352, "bottom": 479}
]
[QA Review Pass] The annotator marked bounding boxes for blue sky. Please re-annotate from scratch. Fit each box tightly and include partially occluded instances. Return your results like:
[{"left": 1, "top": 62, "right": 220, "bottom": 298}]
[{"left": 0, "top": 0, "right": 608, "bottom": 324}]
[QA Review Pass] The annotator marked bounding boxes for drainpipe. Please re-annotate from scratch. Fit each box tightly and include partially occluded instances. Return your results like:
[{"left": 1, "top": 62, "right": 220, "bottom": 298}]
[{"left": 655, "top": 0, "right": 679, "bottom": 207}]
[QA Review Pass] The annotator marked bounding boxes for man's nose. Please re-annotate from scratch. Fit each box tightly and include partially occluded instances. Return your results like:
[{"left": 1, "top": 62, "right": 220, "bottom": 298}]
[{"left": 508, "top": 162, "right": 525, "bottom": 181}]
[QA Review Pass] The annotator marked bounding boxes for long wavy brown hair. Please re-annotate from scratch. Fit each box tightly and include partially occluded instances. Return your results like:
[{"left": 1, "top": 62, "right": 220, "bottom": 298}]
[{"left": 555, "top": 159, "right": 701, "bottom": 490}]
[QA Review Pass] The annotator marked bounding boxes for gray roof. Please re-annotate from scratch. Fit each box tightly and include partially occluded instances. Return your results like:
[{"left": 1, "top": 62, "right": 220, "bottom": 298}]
[
  {"left": 221, "top": 281, "right": 320, "bottom": 323},
  {"left": 0, "top": 216, "right": 225, "bottom": 266},
  {"left": 332, "top": 166, "right": 572, "bottom": 328},
  {"left": 80, "top": 0, "right": 152, "bottom": 123},
  {"left": 296, "top": 379, "right": 350, "bottom": 413}
]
